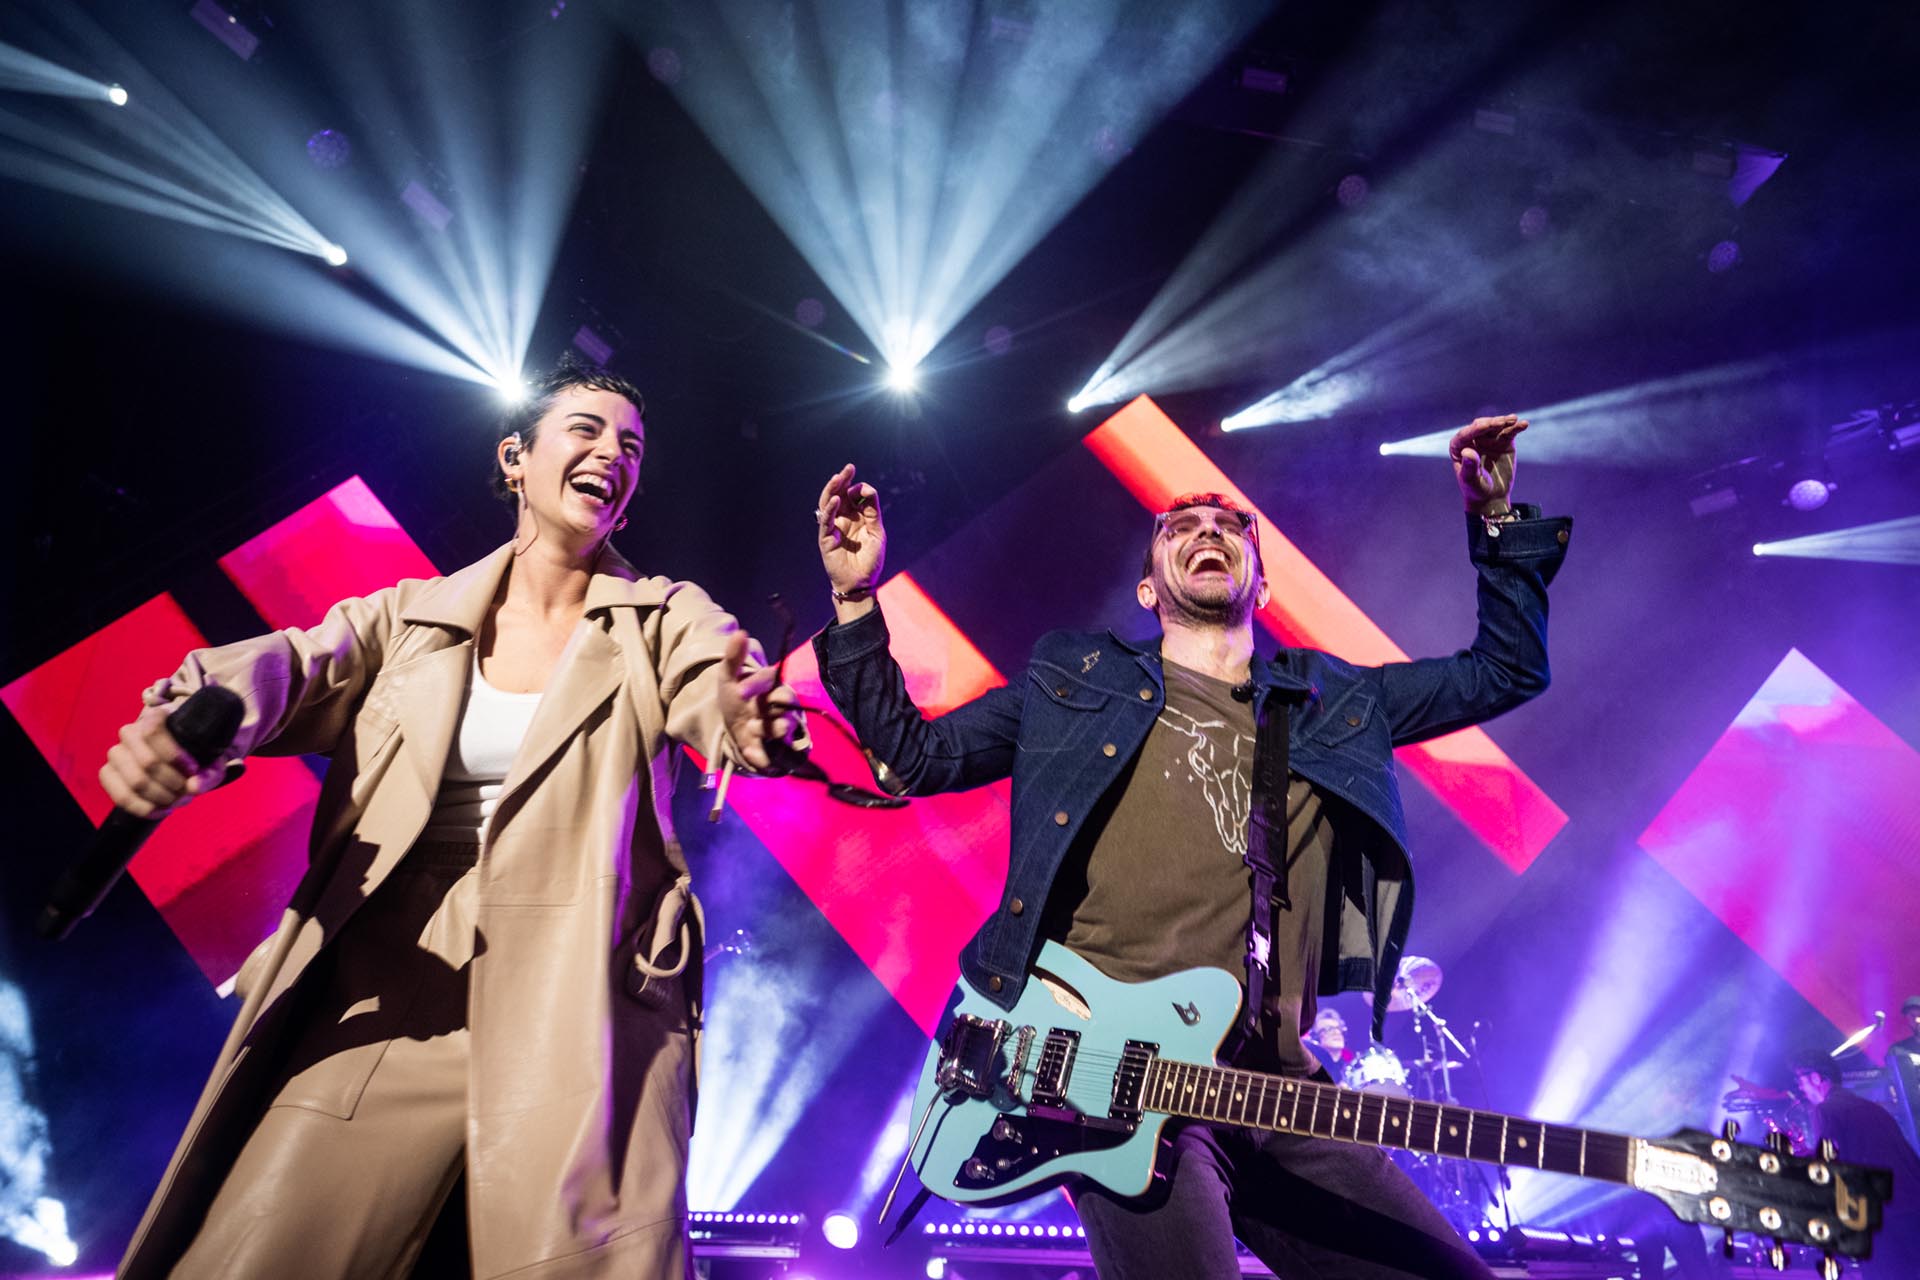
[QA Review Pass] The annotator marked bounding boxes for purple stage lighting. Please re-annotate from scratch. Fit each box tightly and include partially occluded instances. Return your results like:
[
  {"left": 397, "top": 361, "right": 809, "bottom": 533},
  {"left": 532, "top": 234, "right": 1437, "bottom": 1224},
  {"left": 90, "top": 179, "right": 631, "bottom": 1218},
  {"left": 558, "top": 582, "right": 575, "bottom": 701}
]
[
  {"left": 400, "top": 180, "right": 453, "bottom": 232},
  {"left": 1092, "top": 124, "right": 1129, "bottom": 164},
  {"left": 305, "top": 129, "right": 351, "bottom": 170},
  {"left": 571, "top": 325, "right": 613, "bottom": 366},
  {"left": 647, "top": 46, "right": 683, "bottom": 85},
  {"left": 1519, "top": 205, "right": 1550, "bottom": 239},
  {"left": 189, "top": 0, "right": 261, "bottom": 61},
  {"left": 795, "top": 297, "right": 826, "bottom": 329},
  {"left": 1785, "top": 477, "right": 1831, "bottom": 511},
  {"left": 983, "top": 324, "right": 1013, "bottom": 356},
  {"left": 1706, "top": 239, "right": 1741, "bottom": 273},
  {"left": 1335, "top": 174, "right": 1370, "bottom": 208}
]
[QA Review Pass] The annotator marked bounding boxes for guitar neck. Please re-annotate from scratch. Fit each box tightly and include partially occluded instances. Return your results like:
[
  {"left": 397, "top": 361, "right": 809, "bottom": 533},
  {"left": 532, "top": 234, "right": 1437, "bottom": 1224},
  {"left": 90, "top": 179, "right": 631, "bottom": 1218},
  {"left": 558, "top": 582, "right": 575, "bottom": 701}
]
[{"left": 1144, "top": 1059, "right": 1636, "bottom": 1185}]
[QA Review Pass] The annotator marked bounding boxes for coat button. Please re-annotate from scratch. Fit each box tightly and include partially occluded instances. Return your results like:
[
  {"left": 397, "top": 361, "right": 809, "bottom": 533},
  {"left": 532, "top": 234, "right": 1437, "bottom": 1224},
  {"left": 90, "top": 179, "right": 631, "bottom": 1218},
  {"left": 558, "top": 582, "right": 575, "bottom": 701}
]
[
  {"left": 989, "top": 976, "right": 1004, "bottom": 992},
  {"left": 1345, "top": 713, "right": 1362, "bottom": 727},
  {"left": 1054, "top": 686, "right": 1067, "bottom": 697},
  {"left": 1102, "top": 742, "right": 1117, "bottom": 757},
  {"left": 1054, "top": 810, "right": 1069, "bottom": 826},
  {"left": 1008, "top": 897, "right": 1025, "bottom": 916},
  {"left": 1556, "top": 528, "right": 1570, "bottom": 545},
  {"left": 1139, "top": 687, "right": 1154, "bottom": 700}
]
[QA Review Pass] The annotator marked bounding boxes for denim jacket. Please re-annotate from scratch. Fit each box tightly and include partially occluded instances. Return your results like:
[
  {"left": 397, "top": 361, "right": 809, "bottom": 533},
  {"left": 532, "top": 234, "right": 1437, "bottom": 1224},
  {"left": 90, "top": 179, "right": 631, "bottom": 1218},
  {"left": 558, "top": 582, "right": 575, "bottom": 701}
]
[{"left": 815, "top": 507, "right": 1571, "bottom": 1039}]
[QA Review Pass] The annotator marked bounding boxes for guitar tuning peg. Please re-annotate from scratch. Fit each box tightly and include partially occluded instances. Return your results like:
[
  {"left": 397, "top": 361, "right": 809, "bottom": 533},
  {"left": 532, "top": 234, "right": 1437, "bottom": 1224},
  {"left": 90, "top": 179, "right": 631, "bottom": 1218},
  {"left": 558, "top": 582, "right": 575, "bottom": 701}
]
[
  {"left": 1817, "top": 1138, "right": 1837, "bottom": 1162},
  {"left": 1722, "top": 1227, "right": 1737, "bottom": 1259},
  {"left": 1722, "top": 1118, "right": 1742, "bottom": 1142},
  {"left": 1818, "top": 1253, "right": 1841, "bottom": 1280},
  {"left": 1765, "top": 1129, "right": 1792, "bottom": 1154},
  {"left": 1768, "top": 1241, "right": 1786, "bottom": 1271}
]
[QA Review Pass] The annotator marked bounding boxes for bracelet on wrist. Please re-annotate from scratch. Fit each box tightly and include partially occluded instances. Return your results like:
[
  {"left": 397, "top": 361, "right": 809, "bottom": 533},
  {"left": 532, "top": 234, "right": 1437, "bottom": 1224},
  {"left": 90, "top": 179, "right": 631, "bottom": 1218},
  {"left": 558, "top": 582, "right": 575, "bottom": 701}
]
[{"left": 831, "top": 584, "right": 875, "bottom": 603}]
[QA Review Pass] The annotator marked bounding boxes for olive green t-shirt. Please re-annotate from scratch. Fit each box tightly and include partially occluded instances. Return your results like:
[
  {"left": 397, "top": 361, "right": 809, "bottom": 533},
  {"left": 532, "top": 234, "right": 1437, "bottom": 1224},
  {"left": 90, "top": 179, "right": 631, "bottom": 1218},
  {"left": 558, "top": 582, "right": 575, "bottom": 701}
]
[{"left": 1045, "top": 660, "right": 1336, "bottom": 1072}]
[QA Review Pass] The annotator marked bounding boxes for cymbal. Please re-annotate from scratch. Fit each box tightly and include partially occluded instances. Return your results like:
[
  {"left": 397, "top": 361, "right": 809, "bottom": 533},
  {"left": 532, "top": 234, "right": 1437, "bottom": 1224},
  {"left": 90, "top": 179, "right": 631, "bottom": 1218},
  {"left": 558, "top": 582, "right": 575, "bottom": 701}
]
[{"left": 1363, "top": 955, "right": 1444, "bottom": 1011}]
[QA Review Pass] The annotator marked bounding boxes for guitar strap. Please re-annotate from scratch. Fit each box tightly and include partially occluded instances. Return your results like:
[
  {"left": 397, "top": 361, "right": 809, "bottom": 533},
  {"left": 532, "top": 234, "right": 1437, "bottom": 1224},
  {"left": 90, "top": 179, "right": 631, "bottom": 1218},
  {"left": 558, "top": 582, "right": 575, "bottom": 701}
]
[{"left": 1238, "top": 680, "right": 1302, "bottom": 1049}]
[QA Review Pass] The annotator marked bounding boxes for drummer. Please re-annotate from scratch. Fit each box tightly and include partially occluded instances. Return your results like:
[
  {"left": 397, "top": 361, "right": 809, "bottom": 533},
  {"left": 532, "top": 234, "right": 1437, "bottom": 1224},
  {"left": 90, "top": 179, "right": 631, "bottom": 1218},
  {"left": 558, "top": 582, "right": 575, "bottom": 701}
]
[{"left": 1302, "top": 1008, "right": 1359, "bottom": 1074}]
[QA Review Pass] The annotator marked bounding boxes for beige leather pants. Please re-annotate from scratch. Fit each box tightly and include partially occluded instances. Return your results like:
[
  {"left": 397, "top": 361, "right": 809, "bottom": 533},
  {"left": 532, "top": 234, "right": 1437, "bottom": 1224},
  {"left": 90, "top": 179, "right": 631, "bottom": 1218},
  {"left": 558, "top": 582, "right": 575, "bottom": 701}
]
[{"left": 171, "top": 844, "right": 480, "bottom": 1280}]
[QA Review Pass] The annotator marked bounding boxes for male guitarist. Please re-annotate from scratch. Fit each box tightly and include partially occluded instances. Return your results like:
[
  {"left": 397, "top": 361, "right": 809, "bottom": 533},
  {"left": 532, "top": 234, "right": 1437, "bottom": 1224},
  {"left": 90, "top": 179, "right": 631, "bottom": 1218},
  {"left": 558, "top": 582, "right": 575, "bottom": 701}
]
[{"left": 810, "top": 413, "right": 1568, "bottom": 1279}]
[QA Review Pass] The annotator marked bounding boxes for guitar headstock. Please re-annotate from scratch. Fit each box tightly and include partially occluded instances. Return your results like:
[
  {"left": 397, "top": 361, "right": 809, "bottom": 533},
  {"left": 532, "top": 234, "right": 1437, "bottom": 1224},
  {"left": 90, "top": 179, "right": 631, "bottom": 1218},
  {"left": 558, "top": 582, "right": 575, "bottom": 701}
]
[{"left": 1632, "top": 1124, "right": 1890, "bottom": 1264}]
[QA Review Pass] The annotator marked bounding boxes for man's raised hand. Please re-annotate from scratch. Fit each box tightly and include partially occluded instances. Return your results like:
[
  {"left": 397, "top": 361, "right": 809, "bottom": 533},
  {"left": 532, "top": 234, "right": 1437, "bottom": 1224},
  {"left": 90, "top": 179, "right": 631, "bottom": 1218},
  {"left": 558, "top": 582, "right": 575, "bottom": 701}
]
[
  {"left": 1450, "top": 414, "right": 1529, "bottom": 514},
  {"left": 816, "top": 464, "right": 885, "bottom": 614}
]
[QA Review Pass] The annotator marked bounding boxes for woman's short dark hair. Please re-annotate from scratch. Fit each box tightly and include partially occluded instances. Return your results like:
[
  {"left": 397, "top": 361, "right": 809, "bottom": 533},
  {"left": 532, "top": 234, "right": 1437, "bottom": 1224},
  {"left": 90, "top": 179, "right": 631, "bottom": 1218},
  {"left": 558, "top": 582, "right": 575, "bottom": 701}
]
[{"left": 490, "top": 354, "right": 647, "bottom": 509}]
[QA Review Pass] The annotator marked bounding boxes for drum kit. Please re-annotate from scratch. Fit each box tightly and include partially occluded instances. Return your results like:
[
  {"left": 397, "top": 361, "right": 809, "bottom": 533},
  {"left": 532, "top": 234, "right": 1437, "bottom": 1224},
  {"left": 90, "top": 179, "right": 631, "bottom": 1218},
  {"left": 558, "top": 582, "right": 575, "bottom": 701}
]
[{"left": 1321, "top": 954, "right": 1508, "bottom": 1231}]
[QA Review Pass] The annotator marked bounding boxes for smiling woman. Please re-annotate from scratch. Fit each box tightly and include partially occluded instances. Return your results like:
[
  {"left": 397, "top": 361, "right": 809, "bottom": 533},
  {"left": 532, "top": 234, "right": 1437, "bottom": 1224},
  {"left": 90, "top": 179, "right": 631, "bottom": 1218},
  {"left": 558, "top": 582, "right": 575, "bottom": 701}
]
[
  {"left": 491, "top": 354, "right": 646, "bottom": 514},
  {"left": 101, "top": 354, "right": 802, "bottom": 1280}
]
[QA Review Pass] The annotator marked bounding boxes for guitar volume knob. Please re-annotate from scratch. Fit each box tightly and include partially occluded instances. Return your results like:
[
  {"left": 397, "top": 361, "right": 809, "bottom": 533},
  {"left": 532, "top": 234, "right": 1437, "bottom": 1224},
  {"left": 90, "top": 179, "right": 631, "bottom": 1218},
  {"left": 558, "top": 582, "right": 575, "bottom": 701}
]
[
  {"left": 963, "top": 1158, "right": 994, "bottom": 1182},
  {"left": 991, "top": 1117, "right": 1021, "bottom": 1143}
]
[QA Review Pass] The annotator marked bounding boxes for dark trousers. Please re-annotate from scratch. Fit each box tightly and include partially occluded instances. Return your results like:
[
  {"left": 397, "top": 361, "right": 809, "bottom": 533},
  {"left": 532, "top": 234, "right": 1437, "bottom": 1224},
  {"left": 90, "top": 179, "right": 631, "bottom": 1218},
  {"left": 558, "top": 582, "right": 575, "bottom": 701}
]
[{"left": 1076, "top": 1122, "right": 1494, "bottom": 1280}]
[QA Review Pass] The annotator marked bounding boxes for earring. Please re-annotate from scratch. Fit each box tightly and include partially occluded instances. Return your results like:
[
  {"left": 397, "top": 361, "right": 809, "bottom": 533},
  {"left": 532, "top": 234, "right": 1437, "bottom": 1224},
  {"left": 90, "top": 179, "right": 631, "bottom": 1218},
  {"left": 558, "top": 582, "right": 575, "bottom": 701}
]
[
  {"left": 614, "top": 517, "right": 628, "bottom": 532},
  {"left": 506, "top": 477, "right": 522, "bottom": 493}
]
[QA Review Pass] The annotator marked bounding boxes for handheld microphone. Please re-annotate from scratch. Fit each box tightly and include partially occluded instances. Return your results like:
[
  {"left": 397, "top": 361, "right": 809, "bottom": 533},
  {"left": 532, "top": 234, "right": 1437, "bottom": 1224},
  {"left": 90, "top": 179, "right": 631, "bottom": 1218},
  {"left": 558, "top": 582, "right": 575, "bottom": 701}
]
[{"left": 37, "top": 685, "right": 245, "bottom": 941}]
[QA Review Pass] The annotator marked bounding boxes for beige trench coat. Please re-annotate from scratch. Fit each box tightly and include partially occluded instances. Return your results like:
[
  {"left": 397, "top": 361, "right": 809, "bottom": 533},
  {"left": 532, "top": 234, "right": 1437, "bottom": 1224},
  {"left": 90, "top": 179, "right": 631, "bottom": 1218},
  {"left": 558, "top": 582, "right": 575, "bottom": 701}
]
[{"left": 119, "top": 543, "right": 767, "bottom": 1279}]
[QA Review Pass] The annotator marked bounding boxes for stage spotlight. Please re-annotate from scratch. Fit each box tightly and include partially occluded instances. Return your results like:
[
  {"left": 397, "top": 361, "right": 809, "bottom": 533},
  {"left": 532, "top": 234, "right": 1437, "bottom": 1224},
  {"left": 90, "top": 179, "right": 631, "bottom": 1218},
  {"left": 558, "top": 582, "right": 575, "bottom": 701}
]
[
  {"left": 822, "top": 1212, "right": 859, "bottom": 1250},
  {"left": 1067, "top": 394, "right": 1091, "bottom": 414},
  {"left": 884, "top": 363, "right": 918, "bottom": 394},
  {"left": 1706, "top": 239, "right": 1741, "bottom": 273},
  {"left": 624, "top": 1, "right": 1264, "bottom": 408},
  {"left": 105, "top": 83, "right": 128, "bottom": 107},
  {"left": 321, "top": 242, "right": 348, "bottom": 267},
  {"left": 1335, "top": 173, "right": 1370, "bottom": 208},
  {"left": 1752, "top": 514, "right": 1920, "bottom": 565},
  {"left": 927, "top": 1259, "right": 947, "bottom": 1279},
  {"left": 493, "top": 374, "right": 528, "bottom": 404},
  {"left": 1785, "top": 477, "right": 1831, "bottom": 512}
]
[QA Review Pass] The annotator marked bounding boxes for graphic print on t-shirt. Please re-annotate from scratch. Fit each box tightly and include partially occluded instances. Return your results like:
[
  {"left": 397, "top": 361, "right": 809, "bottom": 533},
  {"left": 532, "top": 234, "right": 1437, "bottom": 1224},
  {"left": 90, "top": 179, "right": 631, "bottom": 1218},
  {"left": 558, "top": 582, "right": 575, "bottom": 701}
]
[{"left": 1158, "top": 701, "right": 1255, "bottom": 859}]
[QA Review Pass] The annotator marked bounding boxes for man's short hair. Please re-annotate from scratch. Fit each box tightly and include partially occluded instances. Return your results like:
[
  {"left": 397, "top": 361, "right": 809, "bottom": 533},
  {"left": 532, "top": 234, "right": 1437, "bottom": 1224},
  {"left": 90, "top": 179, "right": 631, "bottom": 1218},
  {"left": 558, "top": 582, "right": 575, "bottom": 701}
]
[{"left": 1902, "top": 993, "right": 1920, "bottom": 1015}]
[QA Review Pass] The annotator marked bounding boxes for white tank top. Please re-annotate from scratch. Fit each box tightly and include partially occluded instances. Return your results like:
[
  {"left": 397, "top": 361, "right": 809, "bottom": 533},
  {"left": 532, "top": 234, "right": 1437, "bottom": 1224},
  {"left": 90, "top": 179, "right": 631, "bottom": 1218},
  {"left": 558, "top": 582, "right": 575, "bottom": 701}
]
[{"left": 420, "top": 652, "right": 542, "bottom": 842}]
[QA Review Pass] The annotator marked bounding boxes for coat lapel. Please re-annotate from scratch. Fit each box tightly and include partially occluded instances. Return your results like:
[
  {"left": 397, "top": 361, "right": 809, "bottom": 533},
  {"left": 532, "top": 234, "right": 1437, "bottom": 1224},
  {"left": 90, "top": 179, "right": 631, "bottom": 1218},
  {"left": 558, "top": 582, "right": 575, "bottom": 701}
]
[
  {"left": 496, "top": 619, "right": 623, "bottom": 805},
  {"left": 381, "top": 544, "right": 515, "bottom": 804},
  {"left": 494, "top": 548, "right": 669, "bottom": 806}
]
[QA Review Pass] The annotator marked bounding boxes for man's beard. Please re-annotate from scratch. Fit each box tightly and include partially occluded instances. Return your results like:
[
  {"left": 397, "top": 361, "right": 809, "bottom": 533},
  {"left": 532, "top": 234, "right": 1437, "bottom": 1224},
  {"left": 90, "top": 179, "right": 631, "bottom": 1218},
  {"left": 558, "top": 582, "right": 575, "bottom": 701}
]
[{"left": 1159, "top": 578, "right": 1256, "bottom": 628}]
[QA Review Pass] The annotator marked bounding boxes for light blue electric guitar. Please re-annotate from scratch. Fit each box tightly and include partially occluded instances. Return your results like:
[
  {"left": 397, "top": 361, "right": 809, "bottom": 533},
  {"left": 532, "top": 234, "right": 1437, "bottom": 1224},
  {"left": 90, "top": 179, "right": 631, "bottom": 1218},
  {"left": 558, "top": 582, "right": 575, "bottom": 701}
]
[{"left": 900, "top": 941, "right": 1890, "bottom": 1270}]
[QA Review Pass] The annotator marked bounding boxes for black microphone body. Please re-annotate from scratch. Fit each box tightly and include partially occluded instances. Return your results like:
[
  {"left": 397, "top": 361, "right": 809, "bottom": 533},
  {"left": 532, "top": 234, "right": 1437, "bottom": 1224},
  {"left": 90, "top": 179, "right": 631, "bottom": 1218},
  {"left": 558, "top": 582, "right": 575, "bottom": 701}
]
[{"left": 37, "top": 685, "right": 245, "bottom": 941}]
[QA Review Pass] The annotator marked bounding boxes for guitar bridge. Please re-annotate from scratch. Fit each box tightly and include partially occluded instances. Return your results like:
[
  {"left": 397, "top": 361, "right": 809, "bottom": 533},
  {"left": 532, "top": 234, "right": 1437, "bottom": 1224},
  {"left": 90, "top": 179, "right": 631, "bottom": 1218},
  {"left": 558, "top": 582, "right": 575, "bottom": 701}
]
[
  {"left": 937, "top": 1014, "right": 1009, "bottom": 1099},
  {"left": 1005, "top": 1024, "right": 1037, "bottom": 1101}
]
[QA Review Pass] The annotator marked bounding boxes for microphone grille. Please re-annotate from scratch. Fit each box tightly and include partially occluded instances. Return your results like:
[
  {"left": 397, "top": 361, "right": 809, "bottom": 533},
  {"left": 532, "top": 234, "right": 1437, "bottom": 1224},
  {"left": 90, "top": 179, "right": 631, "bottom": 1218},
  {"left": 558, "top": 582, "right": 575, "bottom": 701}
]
[{"left": 167, "top": 686, "right": 246, "bottom": 767}]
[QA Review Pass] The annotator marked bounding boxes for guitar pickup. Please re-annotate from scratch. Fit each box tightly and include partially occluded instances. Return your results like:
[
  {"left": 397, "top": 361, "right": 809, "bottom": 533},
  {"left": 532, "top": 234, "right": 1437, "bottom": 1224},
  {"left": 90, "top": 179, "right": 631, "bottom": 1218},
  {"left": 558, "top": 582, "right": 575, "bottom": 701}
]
[
  {"left": 1032, "top": 1029, "right": 1081, "bottom": 1108},
  {"left": 1108, "top": 1040, "right": 1157, "bottom": 1125},
  {"left": 937, "top": 1014, "right": 1009, "bottom": 1099}
]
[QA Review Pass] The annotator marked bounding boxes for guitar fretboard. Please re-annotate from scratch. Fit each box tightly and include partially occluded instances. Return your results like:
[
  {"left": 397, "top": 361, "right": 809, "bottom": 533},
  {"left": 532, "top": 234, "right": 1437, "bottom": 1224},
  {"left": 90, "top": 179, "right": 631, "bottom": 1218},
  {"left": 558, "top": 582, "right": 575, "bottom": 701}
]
[{"left": 1142, "top": 1058, "right": 1634, "bottom": 1184}]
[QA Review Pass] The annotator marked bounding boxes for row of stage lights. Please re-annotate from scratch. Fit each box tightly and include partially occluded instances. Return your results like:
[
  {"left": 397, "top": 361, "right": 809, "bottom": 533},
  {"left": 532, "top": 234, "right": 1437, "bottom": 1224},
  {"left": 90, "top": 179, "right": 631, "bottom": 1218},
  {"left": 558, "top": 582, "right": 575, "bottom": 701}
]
[{"left": 922, "top": 1221, "right": 1088, "bottom": 1238}]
